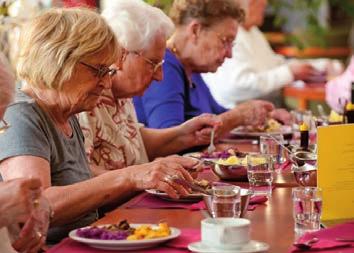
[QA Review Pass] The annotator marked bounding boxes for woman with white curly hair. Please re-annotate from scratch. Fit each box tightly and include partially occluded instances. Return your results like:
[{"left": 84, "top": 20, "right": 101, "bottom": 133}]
[{"left": 78, "top": 0, "right": 220, "bottom": 175}]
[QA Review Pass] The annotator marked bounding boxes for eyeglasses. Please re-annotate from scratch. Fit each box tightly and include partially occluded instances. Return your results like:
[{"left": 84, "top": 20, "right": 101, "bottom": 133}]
[
  {"left": 131, "top": 51, "right": 164, "bottom": 74},
  {"left": 80, "top": 62, "right": 117, "bottom": 79},
  {"left": 0, "top": 119, "right": 10, "bottom": 134},
  {"left": 214, "top": 32, "right": 236, "bottom": 50}
]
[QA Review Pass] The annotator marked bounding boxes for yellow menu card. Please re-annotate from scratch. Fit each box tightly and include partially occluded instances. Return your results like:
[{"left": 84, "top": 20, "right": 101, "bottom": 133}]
[{"left": 317, "top": 124, "right": 354, "bottom": 220}]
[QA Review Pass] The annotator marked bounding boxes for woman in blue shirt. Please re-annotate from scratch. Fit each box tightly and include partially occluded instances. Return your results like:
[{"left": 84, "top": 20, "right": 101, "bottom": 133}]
[{"left": 134, "top": 0, "right": 289, "bottom": 132}]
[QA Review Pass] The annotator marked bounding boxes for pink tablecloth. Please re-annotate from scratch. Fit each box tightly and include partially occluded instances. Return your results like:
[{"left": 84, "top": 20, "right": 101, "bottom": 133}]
[
  {"left": 47, "top": 228, "right": 200, "bottom": 253},
  {"left": 288, "top": 222, "right": 354, "bottom": 252},
  {"left": 125, "top": 193, "right": 268, "bottom": 211}
]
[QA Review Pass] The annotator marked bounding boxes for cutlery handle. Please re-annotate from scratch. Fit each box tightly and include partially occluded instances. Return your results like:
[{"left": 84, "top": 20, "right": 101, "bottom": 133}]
[
  {"left": 210, "top": 128, "right": 215, "bottom": 146},
  {"left": 336, "top": 238, "right": 354, "bottom": 242}
]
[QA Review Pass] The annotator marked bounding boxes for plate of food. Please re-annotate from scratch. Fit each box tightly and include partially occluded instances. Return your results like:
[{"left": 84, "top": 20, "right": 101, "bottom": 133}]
[
  {"left": 145, "top": 179, "right": 211, "bottom": 202},
  {"left": 69, "top": 220, "right": 180, "bottom": 251},
  {"left": 230, "top": 119, "right": 293, "bottom": 139},
  {"left": 183, "top": 148, "right": 246, "bottom": 162}
]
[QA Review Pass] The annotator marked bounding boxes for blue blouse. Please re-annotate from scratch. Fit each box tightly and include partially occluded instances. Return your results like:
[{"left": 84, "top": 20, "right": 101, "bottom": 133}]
[{"left": 133, "top": 49, "right": 226, "bottom": 128}]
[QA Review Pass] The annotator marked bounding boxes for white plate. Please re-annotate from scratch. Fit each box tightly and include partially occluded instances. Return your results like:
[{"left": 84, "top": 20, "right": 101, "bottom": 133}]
[
  {"left": 230, "top": 126, "right": 293, "bottom": 138},
  {"left": 188, "top": 240, "right": 269, "bottom": 253},
  {"left": 69, "top": 224, "right": 181, "bottom": 251},
  {"left": 145, "top": 189, "right": 203, "bottom": 202},
  {"left": 182, "top": 152, "right": 222, "bottom": 162}
]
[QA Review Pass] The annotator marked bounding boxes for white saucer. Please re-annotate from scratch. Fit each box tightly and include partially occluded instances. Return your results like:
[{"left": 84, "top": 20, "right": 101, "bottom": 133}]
[{"left": 188, "top": 240, "right": 269, "bottom": 253}]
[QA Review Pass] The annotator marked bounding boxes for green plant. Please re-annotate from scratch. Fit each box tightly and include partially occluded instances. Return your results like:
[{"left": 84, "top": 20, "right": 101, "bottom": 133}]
[
  {"left": 269, "top": 0, "right": 354, "bottom": 49},
  {"left": 143, "top": 0, "right": 173, "bottom": 14}
]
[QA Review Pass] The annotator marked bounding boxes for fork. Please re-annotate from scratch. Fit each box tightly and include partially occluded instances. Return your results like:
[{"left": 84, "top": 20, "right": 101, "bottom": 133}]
[
  {"left": 207, "top": 128, "right": 216, "bottom": 154},
  {"left": 171, "top": 177, "right": 212, "bottom": 195}
]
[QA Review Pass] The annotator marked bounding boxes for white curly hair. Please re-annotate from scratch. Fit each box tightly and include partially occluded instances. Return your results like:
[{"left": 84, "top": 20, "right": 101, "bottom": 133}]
[{"left": 102, "top": 0, "right": 175, "bottom": 52}]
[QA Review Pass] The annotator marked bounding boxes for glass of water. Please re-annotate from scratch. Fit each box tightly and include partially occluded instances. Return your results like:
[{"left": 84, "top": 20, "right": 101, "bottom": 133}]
[
  {"left": 211, "top": 185, "right": 241, "bottom": 218},
  {"left": 259, "top": 134, "right": 287, "bottom": 173},
  {"left": 292, "top": 187, "right": 322, "bottom": 236},
  {"left": 247, "top": 153, "right": 273, "bottom": 197}
]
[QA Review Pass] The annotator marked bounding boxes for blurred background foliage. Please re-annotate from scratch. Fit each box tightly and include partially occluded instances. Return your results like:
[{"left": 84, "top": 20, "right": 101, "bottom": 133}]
[
  {"left": 143, "top": 0, "right": 173, "bottom": 13},
  {"left": 144, "top": 0, "right": 354, "bottom": 50},
  {"left": 269, "top": 0, "right": 354, "bottom": 49}
]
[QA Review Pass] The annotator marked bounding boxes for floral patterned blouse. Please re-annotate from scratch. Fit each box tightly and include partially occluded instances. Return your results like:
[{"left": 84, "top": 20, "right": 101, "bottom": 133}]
[{"left": 78, "top": 90, "right": 149, "bottom": 170}]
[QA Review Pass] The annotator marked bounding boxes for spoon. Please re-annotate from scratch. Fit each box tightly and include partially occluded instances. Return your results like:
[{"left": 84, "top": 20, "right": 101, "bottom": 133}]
[
  {"left": 266, "top": 134, "right": 297, "bottom": 165},
  {"left": 293, "top": 237, "right": 319, "bottom": 250},
  {"left": 207, "top": 128, "right": 216, "bottom": 154},
  {"left": 266, "top": 134, "right": 293, "bottom": 155}
]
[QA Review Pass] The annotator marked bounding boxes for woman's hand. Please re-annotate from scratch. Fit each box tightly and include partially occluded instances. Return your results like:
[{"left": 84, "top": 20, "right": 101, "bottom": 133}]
[
  {"left": 9, "top": 196, "right": 51, "bottom": 253},
  {"left": 11, "top": 196, "right": 50, "bottom": 253},
  {"left": 0, "top": 178, "right": 41, "bottom": 227},
  {"left": 289, "top": 62, "right": 322, "bottom": 82},
  {"left": 178, "top": 113, "right": 222, "bottom": 145},
  {"left": 128, "top": 156, "right": 197, "bottom": 199},
  {"left": 269, "top": 108, "right": 292, "bottom": 125},
  {"left": 230, "top": 100, "right": 275, "bottom": 127}
]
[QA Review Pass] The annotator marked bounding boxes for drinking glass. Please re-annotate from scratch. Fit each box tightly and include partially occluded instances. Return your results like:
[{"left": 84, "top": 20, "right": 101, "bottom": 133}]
[
  {"left": 211, "top": 185, "right": 241, "bottom": 218},
  {"left": 291, "top": 110, "right": 316, "bottom": 132},
  {"left": 259, "top": 134, "right": 287, "bottom": 173},
  {"left": 292, "top": 187, "right": 322, "bottom": 236},
  {"left": 247, "top": 154, "right": 273, "bottom": 197}
]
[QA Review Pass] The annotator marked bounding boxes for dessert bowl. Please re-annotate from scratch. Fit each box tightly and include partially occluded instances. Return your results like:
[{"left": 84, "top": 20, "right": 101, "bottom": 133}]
[
  {"left": 203, "top": 188, "right": 252, "bottom": 218},
  {"left": 211, "top": 155, "right": 248, "bottom": 181}
]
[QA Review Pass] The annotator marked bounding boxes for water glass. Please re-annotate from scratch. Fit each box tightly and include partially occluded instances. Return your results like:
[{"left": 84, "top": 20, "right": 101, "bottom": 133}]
[
  {"left": 211, "top": 185, "right": 241, "bottom": 218},
  {"left": 292, "top": 187, "right": 322, "bottom": 236},
  {"left": 247, "top": 154, "right": 273, "bottom": 197},
  {"left": 291, "top": 110, "right": 315, "bottom": 132},
  {"left": 259, "top": 135, "right": 287, "bottom": 173}
]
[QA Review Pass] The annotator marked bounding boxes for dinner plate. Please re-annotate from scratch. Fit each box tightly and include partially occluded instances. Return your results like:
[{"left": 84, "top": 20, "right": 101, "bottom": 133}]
[
  {"left": 229, "top": 125, "right": 293, "bottom": 140},
  {"left": 183, "top": 152, "right": 217, "bottom": 160},
  {"left": 188, "top": 240, "right": 269, "bottom": 253},
  {"left": 182, "top": 152, "right": 228, "bottom": 163},
  {"left": 69, "top": 224, "right": 181, "bottom": 251},
  {"left": 145, "top": 189, "right": 203, "bottom": 202}
]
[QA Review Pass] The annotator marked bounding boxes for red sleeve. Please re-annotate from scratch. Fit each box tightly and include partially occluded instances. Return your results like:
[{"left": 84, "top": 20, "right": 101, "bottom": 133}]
[{"left": 62, "top": 0, "right": 96, "bottom": 8}]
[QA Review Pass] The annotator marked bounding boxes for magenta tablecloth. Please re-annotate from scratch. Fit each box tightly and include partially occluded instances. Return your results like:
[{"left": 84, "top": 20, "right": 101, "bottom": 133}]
[
  {"left": 125, "top": 193, "right": 268, "bottom": 211},
  {"left": 47, "top": 228, "right": 200, "bottom": 253},
  {"left": 288, "top": 222, "right": 354, "bottom": 252}
]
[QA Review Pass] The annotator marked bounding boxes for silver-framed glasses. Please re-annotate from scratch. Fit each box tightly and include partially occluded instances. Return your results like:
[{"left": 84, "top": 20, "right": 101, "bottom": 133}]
[
  {"left": 130, "top": 51, "right": 164, "bottom": 74},
  {"left": 0, "top": 119, "right": 10, "bottom": 133}
]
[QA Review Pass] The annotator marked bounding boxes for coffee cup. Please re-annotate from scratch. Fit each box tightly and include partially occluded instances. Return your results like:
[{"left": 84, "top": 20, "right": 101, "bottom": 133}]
[{"left": 201, "top": 218, "right": 250, "bottom": 250}]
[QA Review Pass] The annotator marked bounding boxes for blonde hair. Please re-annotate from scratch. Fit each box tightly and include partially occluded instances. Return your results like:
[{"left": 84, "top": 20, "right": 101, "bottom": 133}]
[
  {"left": 17, "top": 7, "right": 119, "bottom": 90},
  {"left": 0, "top": 53, "right": 15, "bottom": 109},
  {"left": 102, "top": 0, "right": 174, "bottom": 52}
]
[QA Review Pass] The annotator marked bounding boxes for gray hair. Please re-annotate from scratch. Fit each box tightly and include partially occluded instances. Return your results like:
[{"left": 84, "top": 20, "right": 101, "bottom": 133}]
[
  {"left": 0, "top": 53, "right": 15, "bottom": 109},
  {"left": 101, "top": 0, "right": 175, "bottom": 52}
]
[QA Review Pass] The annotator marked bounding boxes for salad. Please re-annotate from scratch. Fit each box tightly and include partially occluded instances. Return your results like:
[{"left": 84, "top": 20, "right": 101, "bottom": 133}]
[{"left": 76, "top": 220, "right": 171, "bottom": 240}]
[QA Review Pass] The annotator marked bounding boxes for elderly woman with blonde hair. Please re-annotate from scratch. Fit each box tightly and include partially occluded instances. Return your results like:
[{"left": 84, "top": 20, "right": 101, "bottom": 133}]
[
  {"left": 0, "top": 54, "right": 50, "bottom": 253},
  {"left": 78, "top": 0, "right": 220, "bottom": 175},
  {"left": 0, "top": 7, "right": 198, "bottom": 244}
]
